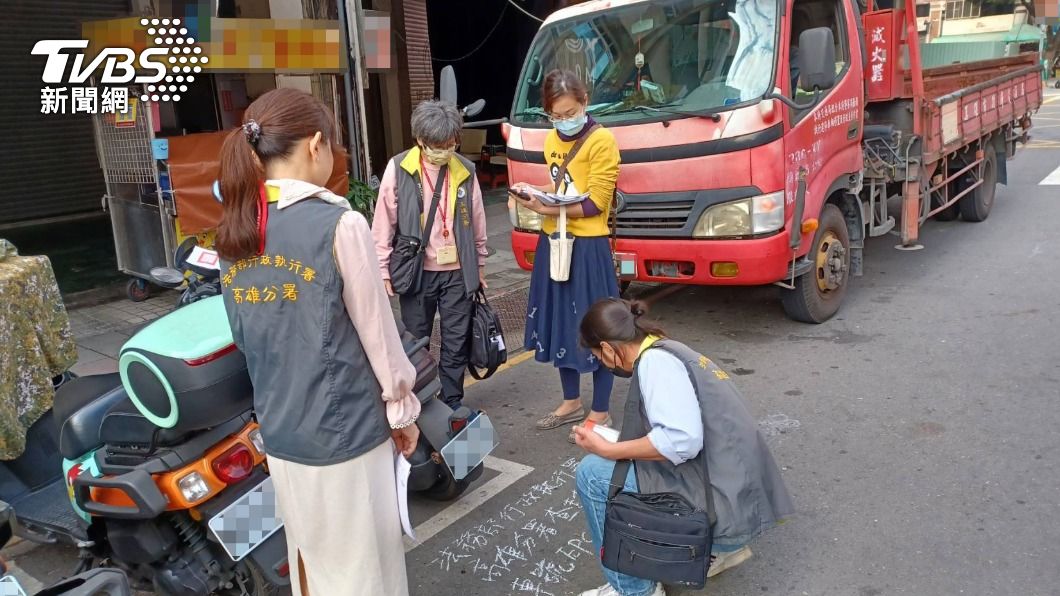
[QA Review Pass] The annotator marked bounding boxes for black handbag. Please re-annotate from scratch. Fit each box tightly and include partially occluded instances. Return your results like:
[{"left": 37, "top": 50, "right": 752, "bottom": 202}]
[
  {"left": 388, "top": 165, "right": 447, "bottom": 296},
  {"left": 467, "top": 290, "right": 507, "bottom": 380},
  {"left": 602, "top": 452, "right": 716, "bottom": 588}
]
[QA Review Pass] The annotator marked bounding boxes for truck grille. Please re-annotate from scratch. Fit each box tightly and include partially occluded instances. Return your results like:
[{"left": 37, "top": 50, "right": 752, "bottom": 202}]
[{"left": 615, "top": 199, "right": 696, "bottom": 233}]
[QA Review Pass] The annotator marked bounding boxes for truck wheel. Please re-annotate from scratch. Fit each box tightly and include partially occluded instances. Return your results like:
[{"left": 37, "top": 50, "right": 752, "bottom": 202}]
[
  {"left": 780, "top": 204, "right": 850, "bottom": 324},
  {"left": 931, "top": 187, "right": 960, "bottom": 221},
  {"left": 959, "top": 149, "right": 997, "bottom": 222}
]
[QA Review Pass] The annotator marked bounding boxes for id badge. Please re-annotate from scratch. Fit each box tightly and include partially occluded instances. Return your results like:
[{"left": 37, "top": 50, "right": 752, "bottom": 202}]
[{"left": 436, "top": 244, "right": 458, "bottom": 265}]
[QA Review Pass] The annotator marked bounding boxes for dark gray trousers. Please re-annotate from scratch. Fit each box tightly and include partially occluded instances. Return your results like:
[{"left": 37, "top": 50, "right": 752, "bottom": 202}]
[{"left": 399, "top": 270, "right": 472, "bottom": 406}]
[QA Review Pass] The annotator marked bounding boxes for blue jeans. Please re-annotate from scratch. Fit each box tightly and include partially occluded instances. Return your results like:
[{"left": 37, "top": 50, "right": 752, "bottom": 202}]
[{"left": 575, "top": 454, "right": 657, "bottom": 596}]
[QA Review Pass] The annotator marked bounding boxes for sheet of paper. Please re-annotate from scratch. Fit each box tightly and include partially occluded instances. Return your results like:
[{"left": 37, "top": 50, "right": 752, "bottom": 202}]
[
  {"left": 592, "top": 425, "right": 620, "bottom": 443},
  {"left": 395, "top": 449, "right": 416, "bottom": 540},
  {"left": 188, "top": 245, "right": 220, "bottom": 271}
]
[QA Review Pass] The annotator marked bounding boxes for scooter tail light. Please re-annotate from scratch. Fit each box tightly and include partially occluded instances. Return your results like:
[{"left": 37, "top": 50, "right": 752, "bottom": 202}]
[
  {"left": 185, "top": 343, "right": 238, "bottom": 366},
  {"left": 211, "top": 444, "right": 255, "bottom": 484},
  {"left": 275, "top": 560, "right": 290, "bottom": 578}
]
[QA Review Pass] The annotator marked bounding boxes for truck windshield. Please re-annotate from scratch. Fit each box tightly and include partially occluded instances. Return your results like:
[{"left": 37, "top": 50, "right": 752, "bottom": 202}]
[{"left": 512, "top": 0, "right": 778, "bottom": 126}]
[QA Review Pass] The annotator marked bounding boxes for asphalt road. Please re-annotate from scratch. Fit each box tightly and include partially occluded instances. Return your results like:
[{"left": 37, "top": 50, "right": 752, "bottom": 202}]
[{"left": 7, "top": 94, "right": 1060, "bottom": 596}]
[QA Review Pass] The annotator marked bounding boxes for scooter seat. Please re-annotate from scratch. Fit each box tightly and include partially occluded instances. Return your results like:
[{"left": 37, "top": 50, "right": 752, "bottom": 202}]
[
  {"left": 54, "top": 374, "right": 188, "bottom": 461},
  {"left": 98, "top": 399, "right": 190, "bottom": 449},
  {"left": 54, "top": 374, "right": 129, "bottom": 461}
]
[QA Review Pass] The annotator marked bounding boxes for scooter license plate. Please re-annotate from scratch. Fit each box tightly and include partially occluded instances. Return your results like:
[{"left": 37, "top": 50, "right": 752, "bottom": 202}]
[
  {"left": 439, "top": 413, "right": 499, "bottom": 481},
  {"left": 207, "top": 477, "right": 284, "bottom": 562},
  {"left": 0, "top": 575, "right": 29, "bottom": 596}
]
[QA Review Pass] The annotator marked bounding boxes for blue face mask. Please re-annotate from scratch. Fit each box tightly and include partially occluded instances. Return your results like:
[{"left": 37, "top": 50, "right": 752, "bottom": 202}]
[{"left": 554, "top": 113, "right": 588, "bottom": 135}]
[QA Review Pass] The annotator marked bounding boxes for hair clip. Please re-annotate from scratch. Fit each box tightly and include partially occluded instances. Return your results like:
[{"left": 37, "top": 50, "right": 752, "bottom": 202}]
[{"left": 242, "top": 119, "right": 262, "bottom": 145}]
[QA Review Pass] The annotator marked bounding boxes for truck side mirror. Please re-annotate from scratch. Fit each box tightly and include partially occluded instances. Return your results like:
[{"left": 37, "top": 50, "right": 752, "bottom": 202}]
[{"left": 798, "top": 27, "right": 837, "bottom": 93}]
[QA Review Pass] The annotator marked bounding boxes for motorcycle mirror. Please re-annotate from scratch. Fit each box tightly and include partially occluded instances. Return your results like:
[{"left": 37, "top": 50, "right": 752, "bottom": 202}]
[
  {"left": 463, "top": 99, "right": 486, "bottom": 118},
  {"left": 150, "top": 266, "right": 186, "bottom": 289},
  {"left": 212, "top": 180, "right": 223, "bottom": 203},
  {"left": 440, "top": 65, "right": 458, "bottom": 105}
]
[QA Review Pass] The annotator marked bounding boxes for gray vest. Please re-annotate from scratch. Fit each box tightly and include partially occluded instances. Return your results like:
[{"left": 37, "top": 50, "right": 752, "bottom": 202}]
[
  {"left": 621, "top": 339, "right": 795, "bottom": 544},
  {"left": 221, "top": 199, "right": 390, "bottom": 466},
  {"left": 393, "top": 151, "right": 480, "bottom": 296}
]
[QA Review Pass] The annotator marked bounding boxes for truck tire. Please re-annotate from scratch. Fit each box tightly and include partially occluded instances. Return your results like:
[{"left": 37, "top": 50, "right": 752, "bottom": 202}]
[
  {"left": 959, "top": 149, "right": 997, "bottom": 222},
  {"left": 780, "top": 204, "right": 850, "bottom": 324}
]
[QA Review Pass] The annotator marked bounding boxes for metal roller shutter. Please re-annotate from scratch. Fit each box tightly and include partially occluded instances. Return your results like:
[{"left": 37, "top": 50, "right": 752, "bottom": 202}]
[
  {"left": 403, "top": 0, "right": 434, "bottom": 106},
  {"left": 0, "top": 0, "right": 131, "bottom": 226}
]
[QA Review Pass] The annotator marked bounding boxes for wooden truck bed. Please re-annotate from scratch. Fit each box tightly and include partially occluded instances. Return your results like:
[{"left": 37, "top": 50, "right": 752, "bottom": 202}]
[{"left": 915, "top": 54, "right": 1042, "bottom": 163}]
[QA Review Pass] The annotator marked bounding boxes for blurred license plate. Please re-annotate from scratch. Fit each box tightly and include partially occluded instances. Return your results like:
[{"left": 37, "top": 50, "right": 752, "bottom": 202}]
[
  {"left": 207, "top": 478, "right": 284, "bottom": 561},
  {"left": 440, "top": 413, "right": 498, "bottom": 480},
  {"left": 1, "top": 575, "right": 28, "bottom": 596},
  {"left": 614, "top": 253, "right": 637, "bottom": 278}
]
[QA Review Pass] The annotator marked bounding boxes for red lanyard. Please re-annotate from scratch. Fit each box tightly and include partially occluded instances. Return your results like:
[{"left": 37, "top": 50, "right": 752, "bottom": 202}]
[
  {"left": 256, "top": 181, "right": 268, "bottom": 255},
  {"left": 421, "top": 160, "right": 450, "bottom": 239}
]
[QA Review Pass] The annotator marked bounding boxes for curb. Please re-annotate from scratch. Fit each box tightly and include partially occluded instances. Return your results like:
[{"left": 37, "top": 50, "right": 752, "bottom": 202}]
[{"left": 63, "top": 282, "right": 129, "bottom": 311}]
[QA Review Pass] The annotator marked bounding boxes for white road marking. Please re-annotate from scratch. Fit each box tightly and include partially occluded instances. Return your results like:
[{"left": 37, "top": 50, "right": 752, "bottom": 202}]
[
  {"left": 403, "top": 455, "right": 534, "bottom": 552},
  {"left": 1039, "top": 164, "right": 1060, "bottom": 185}
]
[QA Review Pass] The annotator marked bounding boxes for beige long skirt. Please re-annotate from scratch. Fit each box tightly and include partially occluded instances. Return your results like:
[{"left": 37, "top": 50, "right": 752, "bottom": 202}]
[{"left": 268, "top": 439, "right": 409, "bottom": 596}]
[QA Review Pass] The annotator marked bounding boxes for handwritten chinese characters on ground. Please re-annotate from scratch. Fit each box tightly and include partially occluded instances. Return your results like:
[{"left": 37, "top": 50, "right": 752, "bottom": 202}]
[{"left": 428, "top": 457, "right": 595, "bottom": 596}]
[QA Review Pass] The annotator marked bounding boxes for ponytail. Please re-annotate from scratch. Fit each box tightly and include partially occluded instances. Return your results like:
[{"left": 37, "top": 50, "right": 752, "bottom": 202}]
[
  {"left": 215, "top": 88, "right": 339, "bottom": 262},
  {"left": 579, "top": 298, "right": 667, "bottom": 350},
  {"left": 215, "top": 128, "right": 265, "bottom": 261}
]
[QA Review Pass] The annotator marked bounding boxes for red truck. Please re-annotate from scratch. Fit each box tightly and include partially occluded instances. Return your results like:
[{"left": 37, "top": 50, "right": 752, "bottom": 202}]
[{"left": 505, "top": 0, "right": 1042, "bottom": 322}]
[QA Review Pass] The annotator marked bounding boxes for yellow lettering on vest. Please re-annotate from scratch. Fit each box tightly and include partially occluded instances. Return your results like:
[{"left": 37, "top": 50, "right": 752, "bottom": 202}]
[
  {"left": 303, "top": 267, "right": 316, "bottom": 283},
  {"left": 274, "top": 255, "right": 286, "bottom": 268},
  {"left": 246, "top": 287, "right": 261, "bottom": 304},
  {"left": 263, "top": 285, "right": 278, "bottom": 302},
  {"left": 288, "top": 260, "right": 303, "bottom": 275},
  {"left": 282, "top": 283, "right": 298, "bottom": 302},
  {"left": 260, "top": 254, "right": 272, "bottom": 266},
  {"left": 713, "top": 368, "right": 730, "bottom": 381},
  {"left": 232, "top": 288, "right": 244, "bottom": 303}
]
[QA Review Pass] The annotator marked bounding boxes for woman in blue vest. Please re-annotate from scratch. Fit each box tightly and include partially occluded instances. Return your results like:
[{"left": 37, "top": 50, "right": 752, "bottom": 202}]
[
  {"left": 216, "top": 88, "right": 419, "bottom": 596},
  {"left": 571, "top": 298, "right": 794, "bottom": 596}
]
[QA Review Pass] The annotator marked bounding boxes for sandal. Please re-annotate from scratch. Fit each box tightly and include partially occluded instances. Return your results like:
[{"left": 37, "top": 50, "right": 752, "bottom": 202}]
[
  {"left": 569, "top": 415, "right": 613, "bottom": 444},
  {"left": 536, "top": 407, "right": 586, "bottom": 430}
]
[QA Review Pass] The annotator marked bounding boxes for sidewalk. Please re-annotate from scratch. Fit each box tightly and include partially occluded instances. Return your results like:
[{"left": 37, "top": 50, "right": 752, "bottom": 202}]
[{"left": 66, "top": 197, "right": 529, "bottom": 373}]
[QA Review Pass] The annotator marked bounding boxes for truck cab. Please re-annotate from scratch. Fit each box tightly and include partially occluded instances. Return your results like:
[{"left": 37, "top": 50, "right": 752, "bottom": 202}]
[{"left": 506, "top": 0, "right": 1040, "bottom": 322}]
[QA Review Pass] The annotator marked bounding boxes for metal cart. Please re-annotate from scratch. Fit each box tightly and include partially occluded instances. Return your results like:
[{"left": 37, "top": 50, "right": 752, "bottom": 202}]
[{"left": 92, "top": 87, "right": 177, "bottom": 301}]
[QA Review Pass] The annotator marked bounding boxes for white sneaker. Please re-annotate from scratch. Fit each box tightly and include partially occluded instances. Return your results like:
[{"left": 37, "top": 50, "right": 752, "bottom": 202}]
[
  {"left": 707, "top": 545, "right": 753, "bottom": 578},
  {"left": 577, "top": 582, "right": 665, "bottom": 596}
]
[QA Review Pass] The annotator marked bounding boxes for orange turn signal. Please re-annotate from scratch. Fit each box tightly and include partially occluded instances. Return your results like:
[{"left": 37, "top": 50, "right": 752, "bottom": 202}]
[
  {"left": 710, "top": 262, "right": 739, "bottom": 278},
  {"left": 801, "top": 219, "right": 819, "bottom": 235},
  {"left": 525, "top": 251, "right": 536, "bottom": 265}
]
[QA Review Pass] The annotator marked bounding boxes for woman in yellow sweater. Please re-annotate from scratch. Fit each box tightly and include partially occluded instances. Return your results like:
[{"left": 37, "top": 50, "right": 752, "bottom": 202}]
[{"left": 510, "top": 69, "right": 621, "bottom": 441}]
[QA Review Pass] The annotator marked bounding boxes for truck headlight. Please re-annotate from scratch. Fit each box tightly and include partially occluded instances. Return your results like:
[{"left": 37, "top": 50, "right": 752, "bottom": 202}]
[
  {"left": 693, "top": 192, "right": 785, "bottom": 238},
  {"left": 510, "top": 203, "right": 544, "bottom": 232}
]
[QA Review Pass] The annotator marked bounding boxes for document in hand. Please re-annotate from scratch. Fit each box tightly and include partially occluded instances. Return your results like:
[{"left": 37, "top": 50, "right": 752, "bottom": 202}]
[
  {"left": 514, "top": 186, "right": 590, "bottom": 206},
  {"left": 395, "top": 450, "right": 415, "bottom": 539}
]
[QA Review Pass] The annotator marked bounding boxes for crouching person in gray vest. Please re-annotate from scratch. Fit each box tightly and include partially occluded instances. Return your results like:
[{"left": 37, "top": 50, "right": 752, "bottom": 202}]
[
  {"left": 372, "top": 100, "right": 488, "bottom": 408},
  {"left": 571, "top": 298, "right": 795, "bottom": 596}
]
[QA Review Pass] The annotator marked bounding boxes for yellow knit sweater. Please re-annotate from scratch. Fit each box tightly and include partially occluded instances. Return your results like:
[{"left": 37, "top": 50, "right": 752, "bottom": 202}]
[{"left": 541, "top": 126, "right": 621, "bottom": 237}]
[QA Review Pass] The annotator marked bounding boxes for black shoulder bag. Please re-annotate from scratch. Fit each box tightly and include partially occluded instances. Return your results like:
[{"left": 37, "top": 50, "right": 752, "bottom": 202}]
[
  {"left": 389, "top": 165, "right": 448, "bottom": 296},
  {"left": 601, "top": 389, "right": 716, "bottom": 588},
  {"left": 467, "top": 289, "right": 507, "bottom": 380}
]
